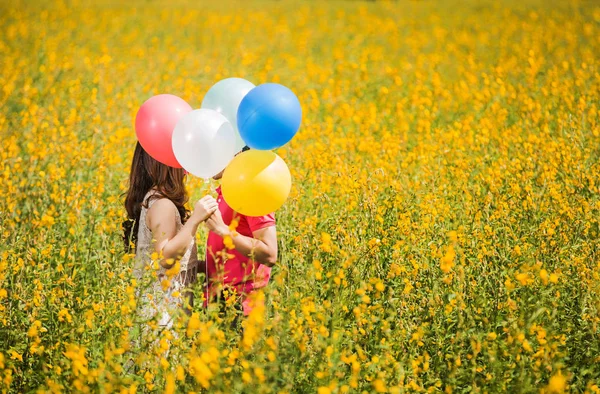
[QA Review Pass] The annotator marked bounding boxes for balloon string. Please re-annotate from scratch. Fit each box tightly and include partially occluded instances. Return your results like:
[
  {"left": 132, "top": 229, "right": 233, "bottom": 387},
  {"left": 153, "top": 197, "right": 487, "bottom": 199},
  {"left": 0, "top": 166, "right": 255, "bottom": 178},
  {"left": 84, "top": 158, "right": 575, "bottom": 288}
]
[
  {"left": 205, "top": 259, "right": 209, "bottom": 314},
  {"left": 202, "top": 177, "right": 216, "bottom": 314},
  {"left": 199, "top": 177, "right": 219, "bottom": 313},
  {"left": 203, "top": 178, "right": 210, "bottom": 313}
]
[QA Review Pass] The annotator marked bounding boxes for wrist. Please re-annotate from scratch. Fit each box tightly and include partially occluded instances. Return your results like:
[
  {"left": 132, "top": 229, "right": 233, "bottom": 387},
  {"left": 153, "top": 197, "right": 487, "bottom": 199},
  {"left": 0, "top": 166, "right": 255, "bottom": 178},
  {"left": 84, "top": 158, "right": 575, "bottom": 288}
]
[
  {"left": 189, "top": 211, "right": 205, "bottom": 225},
  {"left": 217, "top": 226, "right": 231, "bottom": 237}
]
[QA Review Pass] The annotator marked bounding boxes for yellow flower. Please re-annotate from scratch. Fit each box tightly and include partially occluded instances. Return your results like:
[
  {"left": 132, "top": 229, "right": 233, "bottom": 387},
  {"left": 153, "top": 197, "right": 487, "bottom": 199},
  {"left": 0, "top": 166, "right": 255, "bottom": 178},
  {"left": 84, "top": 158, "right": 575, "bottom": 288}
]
[
  {"left": 9, "top": 350, "right": 22, "bottom": 362},
  {"left": 63, "top": 344, "right": 88, "bottom": 377},
  {"left": 547, "top": 371, "right": 567, "bottom": 393},
  {"left": 515, "top": 272, "right": 531, "bottom": 286},
  {"left": 505, "top": 278, "right": 516, "bottom": 291},
  {"left": 172, "top": 365, "right": 184, "bottom": 382},
  {"left": 447, "top": 230, "right": 458, "bottom": 243},
  {"left": 164, "top": 373, "right": 176, "bottom": 394},
  {"left": 254, "top": 367, "right": 266, "bottom": 383},
  {"left": 320, "top": 232, "right": 333, "bottom": 253},
  {"left": 440, "top": 245, "right": 456, "bottom": 273},
  {"left": 242, "top": 371, "right": 252, "bottom": 383},
  {"left": 189, "top": 357, "right": 213, "bottom": 388},
  {"left": 223, "top": 235, "right": 235, "bottom": 250},
  {"left": 58, "top": 308, "right": 73, "bottom": 323},
  {"left": 187, "top": 312, "right": 201, "bottom": 337},
  {"left": 373, "top": 379, "right": 387, "bottom": 393},
  {"left": 229, "top": 217, "right": 240, "bottom": 231},
  {"left": 27, "top": 320, "right": 42, "bottom": 337},
  {"left": 242, "top": 291, "right": 266, "bottom": 350},
  {"left": 164, "top": 260, "right": 180, "bottom": 278}
]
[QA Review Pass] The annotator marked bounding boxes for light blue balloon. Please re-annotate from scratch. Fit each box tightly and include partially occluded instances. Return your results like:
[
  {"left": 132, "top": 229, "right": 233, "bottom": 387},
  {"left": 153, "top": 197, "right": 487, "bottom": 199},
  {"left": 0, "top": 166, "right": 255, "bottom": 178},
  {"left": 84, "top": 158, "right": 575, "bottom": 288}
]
[
  {"left": 237, "top": 83, "right": 302, "bottom": 150},
  {"left": 201, "top": 78, "right": 255, "bottom": 153}
]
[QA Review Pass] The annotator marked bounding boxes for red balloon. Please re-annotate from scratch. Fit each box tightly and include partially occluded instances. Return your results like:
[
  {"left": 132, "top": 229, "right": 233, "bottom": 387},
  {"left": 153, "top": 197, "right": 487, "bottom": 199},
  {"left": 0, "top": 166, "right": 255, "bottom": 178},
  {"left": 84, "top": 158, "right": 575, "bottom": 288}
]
[{"left": 135, "top": 94, "right": 192, "bottom": 167}]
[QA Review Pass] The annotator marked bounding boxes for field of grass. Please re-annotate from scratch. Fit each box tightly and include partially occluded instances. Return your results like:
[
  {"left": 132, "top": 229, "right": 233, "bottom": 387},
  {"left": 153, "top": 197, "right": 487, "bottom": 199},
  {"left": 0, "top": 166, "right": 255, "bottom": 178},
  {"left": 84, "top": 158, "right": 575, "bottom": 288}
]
[{"left": 1, "top": 0, "right": 599, "bottom": 392}]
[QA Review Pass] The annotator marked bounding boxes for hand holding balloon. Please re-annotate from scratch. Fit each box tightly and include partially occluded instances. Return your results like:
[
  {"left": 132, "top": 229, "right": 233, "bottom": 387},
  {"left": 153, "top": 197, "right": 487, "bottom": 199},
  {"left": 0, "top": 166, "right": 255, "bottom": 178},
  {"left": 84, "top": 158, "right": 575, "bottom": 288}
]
[
  {"left": 205, "top": 208, "right": 229, "bottom": 237},
  {"left": 192, "top": 195, "right": 219, "bottom": 223}
]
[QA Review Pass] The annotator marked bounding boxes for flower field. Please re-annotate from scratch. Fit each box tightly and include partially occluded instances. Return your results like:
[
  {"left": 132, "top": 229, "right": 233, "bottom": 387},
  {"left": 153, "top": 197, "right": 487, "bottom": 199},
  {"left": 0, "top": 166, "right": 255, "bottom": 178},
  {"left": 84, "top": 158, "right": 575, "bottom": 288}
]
[{"left": 1, "top": 0, "right": 600, "bottom": 392}]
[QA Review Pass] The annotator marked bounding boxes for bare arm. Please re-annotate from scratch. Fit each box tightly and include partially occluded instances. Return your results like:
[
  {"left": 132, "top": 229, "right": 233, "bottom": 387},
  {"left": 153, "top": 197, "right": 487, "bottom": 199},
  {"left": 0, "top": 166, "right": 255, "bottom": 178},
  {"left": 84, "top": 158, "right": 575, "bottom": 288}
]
[
  {"left": 206, "top": 210, "right": 278, "bottom": 267},
  {"left": 147, "top": 196, "right": 217, "bottom": 268}
]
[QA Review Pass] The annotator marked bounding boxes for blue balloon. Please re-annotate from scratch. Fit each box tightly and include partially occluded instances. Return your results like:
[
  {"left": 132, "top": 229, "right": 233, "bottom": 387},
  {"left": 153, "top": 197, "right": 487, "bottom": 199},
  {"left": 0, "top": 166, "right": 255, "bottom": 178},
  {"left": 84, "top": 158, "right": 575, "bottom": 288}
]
[{"left": 237, "top": 83, "right": 302, "bottom": 150}]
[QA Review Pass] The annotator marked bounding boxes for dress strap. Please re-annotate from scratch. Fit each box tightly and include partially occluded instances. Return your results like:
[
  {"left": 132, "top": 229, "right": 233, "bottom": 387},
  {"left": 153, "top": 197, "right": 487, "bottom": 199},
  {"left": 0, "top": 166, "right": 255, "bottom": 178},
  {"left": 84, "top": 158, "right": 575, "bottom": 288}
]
[{"left": 143, "top": 190, "right": 160, "bottom": 210}]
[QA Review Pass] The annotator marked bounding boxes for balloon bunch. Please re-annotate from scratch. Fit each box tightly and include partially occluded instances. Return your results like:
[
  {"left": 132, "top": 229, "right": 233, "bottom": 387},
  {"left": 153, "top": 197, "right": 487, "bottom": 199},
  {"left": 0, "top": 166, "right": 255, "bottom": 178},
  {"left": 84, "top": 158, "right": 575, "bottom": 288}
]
[{"left": 135, "top": 78, "right": 301, "bottom": 216}]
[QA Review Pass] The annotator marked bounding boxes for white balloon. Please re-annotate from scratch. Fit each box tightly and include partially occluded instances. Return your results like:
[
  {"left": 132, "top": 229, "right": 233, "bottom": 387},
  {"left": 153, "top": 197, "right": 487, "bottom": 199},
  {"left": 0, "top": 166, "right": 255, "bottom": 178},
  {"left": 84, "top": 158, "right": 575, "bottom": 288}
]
[
  {"left": 172, "top": 109, "right": 236, "bottom": 179},
  {"left": 201, "top": 78, "right": 255, "bottom": 153}
]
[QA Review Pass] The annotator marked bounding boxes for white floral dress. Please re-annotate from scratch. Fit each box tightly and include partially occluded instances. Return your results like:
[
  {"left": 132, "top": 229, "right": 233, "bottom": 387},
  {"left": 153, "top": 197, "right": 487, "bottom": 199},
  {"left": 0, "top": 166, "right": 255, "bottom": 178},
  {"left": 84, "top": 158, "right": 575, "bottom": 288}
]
[{"left": 133, "top": 190, "right": 198, "bottom": 328}]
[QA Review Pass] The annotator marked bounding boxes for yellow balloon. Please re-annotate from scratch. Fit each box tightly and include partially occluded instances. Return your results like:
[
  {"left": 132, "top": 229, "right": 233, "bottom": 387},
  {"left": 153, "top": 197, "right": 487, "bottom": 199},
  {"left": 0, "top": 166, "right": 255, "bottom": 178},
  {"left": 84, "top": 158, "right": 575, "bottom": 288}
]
[{"left": 221, "top": 150, "right": 292, "bottom": 217}]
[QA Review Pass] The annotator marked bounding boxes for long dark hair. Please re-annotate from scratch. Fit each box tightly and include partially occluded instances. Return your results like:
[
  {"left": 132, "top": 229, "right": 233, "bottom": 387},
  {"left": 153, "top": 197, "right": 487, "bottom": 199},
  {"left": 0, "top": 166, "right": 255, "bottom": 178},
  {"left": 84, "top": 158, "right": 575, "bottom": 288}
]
[{"left": 122, "top": 142, "right": 189, "bottom": 252}]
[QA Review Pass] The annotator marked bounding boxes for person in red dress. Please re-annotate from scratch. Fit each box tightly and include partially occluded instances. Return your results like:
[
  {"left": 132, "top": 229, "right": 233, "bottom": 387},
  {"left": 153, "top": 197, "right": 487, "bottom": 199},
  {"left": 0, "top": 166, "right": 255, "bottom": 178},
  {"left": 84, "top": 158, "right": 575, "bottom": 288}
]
[{"left": 204, "top": 147, "right": 278, "bottom": 316}]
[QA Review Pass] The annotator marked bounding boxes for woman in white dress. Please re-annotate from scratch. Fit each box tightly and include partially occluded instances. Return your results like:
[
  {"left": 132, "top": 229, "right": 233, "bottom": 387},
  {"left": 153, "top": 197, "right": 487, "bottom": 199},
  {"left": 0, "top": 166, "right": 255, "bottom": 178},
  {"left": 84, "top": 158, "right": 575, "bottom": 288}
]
[{"left": 123, "top": 142, "right": 216, "bottom": 328}]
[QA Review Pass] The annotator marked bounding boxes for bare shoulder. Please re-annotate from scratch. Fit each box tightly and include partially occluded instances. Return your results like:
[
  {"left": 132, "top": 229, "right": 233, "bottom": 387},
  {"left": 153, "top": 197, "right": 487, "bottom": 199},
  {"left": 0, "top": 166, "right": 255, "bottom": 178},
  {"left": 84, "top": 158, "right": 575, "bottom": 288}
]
[
  {"left": 148, "top": 197, "right": 177, "bottom": 212},
  {"left": 146, "top": 198, "right": 178, "bottom": 228}
]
